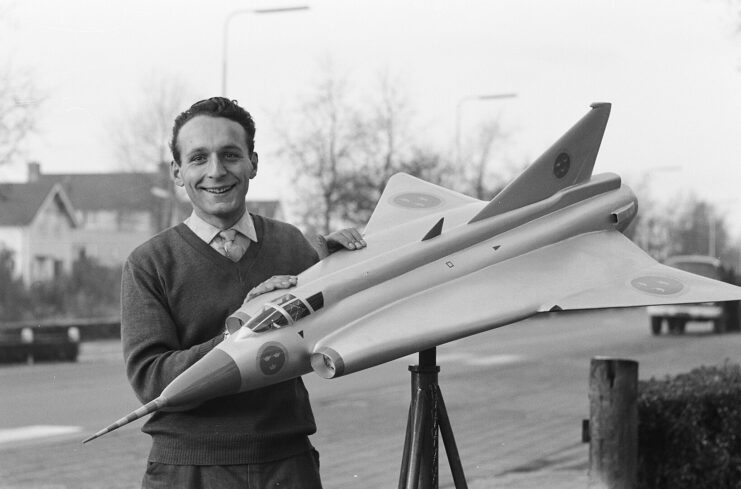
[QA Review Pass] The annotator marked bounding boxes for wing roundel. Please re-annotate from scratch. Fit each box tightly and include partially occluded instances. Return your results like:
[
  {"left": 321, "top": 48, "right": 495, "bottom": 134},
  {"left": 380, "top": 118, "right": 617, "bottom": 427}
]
[{"left": 363, "top": 173, "right": 481, "bottom": 237}]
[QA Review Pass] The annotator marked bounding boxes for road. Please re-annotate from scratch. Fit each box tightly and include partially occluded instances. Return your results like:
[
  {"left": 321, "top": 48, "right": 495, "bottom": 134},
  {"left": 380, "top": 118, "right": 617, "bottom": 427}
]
[{"left": 1, "top": 307, "right": 739, "bottom": 488}]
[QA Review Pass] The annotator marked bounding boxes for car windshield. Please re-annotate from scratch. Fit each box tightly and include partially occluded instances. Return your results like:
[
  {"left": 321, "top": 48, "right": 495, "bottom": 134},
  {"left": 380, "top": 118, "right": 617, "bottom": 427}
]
[{"left": 670, "top": 261, "right": 721, "bottom": 280}]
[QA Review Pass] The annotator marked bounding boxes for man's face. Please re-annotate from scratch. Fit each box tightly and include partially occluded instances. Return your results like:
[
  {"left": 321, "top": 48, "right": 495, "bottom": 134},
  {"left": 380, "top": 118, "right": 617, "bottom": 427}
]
[{"left": 171, "top": 115, "right": 257, "bottom": 228}]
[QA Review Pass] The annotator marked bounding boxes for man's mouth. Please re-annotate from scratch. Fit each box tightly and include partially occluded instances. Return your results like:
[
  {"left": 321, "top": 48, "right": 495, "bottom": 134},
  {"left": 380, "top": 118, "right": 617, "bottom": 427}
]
[{"left": 202, "top": 184, "right": 235, "bottom": 195}]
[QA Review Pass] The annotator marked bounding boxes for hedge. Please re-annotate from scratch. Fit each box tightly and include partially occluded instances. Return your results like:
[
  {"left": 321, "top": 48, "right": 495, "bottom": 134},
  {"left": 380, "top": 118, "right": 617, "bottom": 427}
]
[{"left": 638, "top": 362, "right": 741, "bottom": 489}]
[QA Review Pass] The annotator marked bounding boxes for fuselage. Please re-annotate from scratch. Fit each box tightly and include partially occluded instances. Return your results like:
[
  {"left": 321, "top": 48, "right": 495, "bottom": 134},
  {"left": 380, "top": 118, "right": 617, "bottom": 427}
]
[{"left": 216, "top": 173, "right": 637, "bottom": 391}]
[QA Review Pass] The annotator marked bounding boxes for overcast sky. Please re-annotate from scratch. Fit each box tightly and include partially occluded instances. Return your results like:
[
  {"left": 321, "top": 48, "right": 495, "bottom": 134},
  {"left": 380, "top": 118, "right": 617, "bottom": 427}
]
[{"left": 3, "top": 0, "right": 741, "bottom": 233}]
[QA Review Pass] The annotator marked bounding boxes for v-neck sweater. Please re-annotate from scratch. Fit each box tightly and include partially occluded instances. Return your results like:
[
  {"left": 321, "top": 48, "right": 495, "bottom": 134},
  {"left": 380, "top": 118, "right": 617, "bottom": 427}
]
[{"left": 121, "top": 215, "right": 320, "bottom": 465}]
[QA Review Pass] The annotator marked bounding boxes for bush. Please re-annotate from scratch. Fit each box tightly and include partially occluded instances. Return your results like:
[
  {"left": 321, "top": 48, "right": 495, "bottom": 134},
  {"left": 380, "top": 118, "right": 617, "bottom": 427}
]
[
  {"left": 0, "top": 250, "right": 121, "bottom": 322},
  {"left": 0, "top": 248, "right": 32, "bottom": 321},
  {"left": 64, "top": 256, "right": 122, "bottom": 317},
  {"left": 638, "top": 362, "right": 741, "bottom": 489}
]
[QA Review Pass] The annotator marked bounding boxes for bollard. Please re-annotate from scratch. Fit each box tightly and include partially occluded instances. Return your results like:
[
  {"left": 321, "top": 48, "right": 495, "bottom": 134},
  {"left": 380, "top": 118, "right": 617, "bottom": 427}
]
[{"left": 588, "top": 357, "right": 638, "bottom": 489}]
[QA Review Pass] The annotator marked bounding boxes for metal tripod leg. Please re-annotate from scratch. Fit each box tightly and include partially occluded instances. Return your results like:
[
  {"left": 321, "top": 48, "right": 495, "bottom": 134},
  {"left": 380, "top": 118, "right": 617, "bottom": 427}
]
[{"left": 398, "top": 348, "right": 468, "bottom": 489}]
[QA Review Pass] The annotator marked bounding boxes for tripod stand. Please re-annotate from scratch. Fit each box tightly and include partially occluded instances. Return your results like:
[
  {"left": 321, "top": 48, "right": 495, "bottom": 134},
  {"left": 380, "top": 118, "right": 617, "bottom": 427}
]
[{"left": 398, "top": 348, "right": 468, "bottom": 489}]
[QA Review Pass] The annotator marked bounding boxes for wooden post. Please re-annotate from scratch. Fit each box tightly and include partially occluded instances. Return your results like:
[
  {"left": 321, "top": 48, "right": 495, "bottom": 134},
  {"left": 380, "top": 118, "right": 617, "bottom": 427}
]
[{"left": 588, "top": 357, "right": 638, "bottom": 489}]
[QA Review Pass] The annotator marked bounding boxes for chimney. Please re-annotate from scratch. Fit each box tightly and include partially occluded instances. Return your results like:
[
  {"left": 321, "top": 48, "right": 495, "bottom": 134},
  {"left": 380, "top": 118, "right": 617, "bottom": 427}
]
[{"left": 27, "top": 161, "right": 41, "bottom": 182}]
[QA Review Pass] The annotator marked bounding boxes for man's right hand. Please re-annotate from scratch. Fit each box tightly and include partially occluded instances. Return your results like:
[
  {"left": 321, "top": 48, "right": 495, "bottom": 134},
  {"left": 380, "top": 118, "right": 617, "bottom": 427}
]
[{"left": 246, "top": 275, "right": 298, "bottom": 301}]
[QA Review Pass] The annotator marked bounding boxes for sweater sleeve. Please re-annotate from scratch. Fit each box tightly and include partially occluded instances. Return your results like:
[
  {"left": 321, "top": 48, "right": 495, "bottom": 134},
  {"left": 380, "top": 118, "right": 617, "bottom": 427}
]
[{"left": 121, "top": 258, "right": 222, "bottom": 405}]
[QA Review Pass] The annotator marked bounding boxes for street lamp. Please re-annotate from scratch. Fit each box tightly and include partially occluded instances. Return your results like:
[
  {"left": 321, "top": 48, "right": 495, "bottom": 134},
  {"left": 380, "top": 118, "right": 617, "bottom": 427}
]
[
  {"left": 708, "top": 198, "right": 738, "bottom": 258},
  {"left": 635, "top": 166, "right": 681, "bottom": 252},
  {"left": 455, "top": 92, "right": 517, "bottom": 167},
  {"left": 221, "top": 5, "right": 310, "bottom": 96}
]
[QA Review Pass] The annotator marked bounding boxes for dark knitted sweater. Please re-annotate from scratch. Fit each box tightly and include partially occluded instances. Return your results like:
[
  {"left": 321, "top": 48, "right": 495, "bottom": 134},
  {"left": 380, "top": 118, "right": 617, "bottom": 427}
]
[{"left": 121, "top": 215, "right": 320, "bottom": 465}]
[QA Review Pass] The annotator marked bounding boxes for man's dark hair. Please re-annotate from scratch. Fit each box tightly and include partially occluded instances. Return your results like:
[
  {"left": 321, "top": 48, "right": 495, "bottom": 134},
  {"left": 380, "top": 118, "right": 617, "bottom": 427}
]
[{"left": 170, "top": 97, "right": 256, "bottom": 165}]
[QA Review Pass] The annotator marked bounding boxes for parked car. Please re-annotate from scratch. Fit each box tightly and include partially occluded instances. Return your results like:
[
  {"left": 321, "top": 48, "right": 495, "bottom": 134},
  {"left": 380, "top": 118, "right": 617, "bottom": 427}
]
[
  {"left": 647, "top": 255, "right": 740, "bottom": 335},
  {"left": 0, "top": 323, "right": 80, "bottom": 363}
]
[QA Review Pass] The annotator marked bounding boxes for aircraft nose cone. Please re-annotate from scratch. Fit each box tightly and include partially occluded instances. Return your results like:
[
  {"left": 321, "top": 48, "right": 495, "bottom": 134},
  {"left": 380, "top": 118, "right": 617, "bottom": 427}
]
[{"left": 161, "top": 349, "right": 242, "bottom": 407}]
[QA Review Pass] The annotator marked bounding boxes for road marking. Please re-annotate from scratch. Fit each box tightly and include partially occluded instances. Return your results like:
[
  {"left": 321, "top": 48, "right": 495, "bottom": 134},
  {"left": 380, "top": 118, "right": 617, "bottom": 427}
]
[
  {"left": 436, "top": 352, "right": 470, "bottom": 363},
  {"left": 0, "top": 425, "right": 82, "bottom": 444},
  {"left": 466, "top": 354, "right": 523, "bottom": 366}
]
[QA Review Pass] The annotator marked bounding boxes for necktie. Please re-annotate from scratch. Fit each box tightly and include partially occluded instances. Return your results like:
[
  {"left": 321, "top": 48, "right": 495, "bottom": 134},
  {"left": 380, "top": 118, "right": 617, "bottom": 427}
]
[{"left": 218, "top": 229, "right": 248, "bottom": 262}]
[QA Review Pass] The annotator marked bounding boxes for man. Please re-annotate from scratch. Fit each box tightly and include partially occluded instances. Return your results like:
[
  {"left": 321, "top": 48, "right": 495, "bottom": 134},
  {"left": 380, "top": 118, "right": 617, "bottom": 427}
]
[{"left": 121, "top": 97, "right": 365, "bottom": 488}]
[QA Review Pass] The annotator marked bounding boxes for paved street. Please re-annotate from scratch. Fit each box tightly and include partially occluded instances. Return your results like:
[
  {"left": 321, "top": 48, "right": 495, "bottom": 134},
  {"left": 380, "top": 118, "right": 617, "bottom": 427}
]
[{"left": 2, "top": 308, "right": 740, "bottom": 488}]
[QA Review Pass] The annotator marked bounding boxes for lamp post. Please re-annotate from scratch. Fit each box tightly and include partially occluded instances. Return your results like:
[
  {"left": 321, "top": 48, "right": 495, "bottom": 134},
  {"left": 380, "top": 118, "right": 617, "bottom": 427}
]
[
  {"left": 707, "top": 199, "right": 737, "bottom": 258},
  {"left": 635, "top": 166, "right": 681, "bottom": 253},
  {"left": 455, "top": 92, "right": 517, "bottom": 167},
  {"left": 221, "top": 5, "right": 310, "bottom": 96}
]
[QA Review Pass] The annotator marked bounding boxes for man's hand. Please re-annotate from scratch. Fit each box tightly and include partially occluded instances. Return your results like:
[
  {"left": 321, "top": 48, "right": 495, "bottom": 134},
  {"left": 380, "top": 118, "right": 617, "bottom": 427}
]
[
  {"left": 325, "top": 228, "right": 367, "bottom": 252},
  {"left": 246, "top": 275, "right": 297, "bottom": 302}
]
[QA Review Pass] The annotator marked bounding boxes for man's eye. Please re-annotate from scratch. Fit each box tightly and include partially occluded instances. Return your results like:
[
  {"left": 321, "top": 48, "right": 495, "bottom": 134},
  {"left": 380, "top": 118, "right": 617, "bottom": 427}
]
[
  {"left": 190, "top": 154, "right": 206, "bottom": 163},
  {"left": 224, "top": 152, "right": 241, "bottom": 160}
]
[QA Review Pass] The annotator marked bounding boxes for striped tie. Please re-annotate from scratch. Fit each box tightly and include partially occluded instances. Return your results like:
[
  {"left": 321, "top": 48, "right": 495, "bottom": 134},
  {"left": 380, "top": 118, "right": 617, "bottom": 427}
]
[{"left": 219, "top": 229, "right": 248, "bottom": 262}]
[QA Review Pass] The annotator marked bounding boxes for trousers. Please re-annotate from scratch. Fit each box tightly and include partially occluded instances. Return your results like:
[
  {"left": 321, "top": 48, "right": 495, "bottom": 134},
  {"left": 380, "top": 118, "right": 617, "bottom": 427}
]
[{"left": 142, "top": 449, "right": 322, "bottom": 489}]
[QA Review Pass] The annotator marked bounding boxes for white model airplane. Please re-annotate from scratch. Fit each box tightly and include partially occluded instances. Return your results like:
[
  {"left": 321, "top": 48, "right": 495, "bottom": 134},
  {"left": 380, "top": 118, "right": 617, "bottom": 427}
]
[{"left": 84, "top": 102, "right": 741, "bottom": 443}]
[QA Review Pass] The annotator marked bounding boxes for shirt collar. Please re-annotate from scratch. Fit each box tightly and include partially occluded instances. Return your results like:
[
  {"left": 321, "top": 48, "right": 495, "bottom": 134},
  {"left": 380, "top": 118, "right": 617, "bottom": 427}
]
[{"left": 184, "top": 210, "right": 258, "bottom": 244}]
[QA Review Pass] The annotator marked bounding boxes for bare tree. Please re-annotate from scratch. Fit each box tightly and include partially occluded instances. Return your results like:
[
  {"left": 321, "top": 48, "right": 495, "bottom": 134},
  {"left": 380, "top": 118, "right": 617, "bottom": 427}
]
[
  {"left": 0, "top": 5, "right": 44, "bottom": 168},
  {"left": 276, "top": 65, "right": 366, "bottom": 234},
  {"left": 629, "top": 188, "right": 737, "bottom": 264},
  {"left": 667, "top": 196, "right": 731, "bottom": 258},
  {"left": 335, "top": 69, "right": 421, "bottom": 226},
  {"left": 457, "top": 118, "right": 515, "bottom": 200},
  {"left": 106, "top": 73, "right": 194, "bottom": 230},
  {"left": 277, "top": 62, "right": 520, "bottom": 233},
  {"left": 276, "top": 64, "right": 458, "bottom": 232},
  {"left": 362, "top": 70, "right": 414, "bottom": 176},
  {"left": 108, "top": 73, "right": 193, "bottom": 171},
  {"left": 0, "top": 64, "right": 43, "bottom": 167}
]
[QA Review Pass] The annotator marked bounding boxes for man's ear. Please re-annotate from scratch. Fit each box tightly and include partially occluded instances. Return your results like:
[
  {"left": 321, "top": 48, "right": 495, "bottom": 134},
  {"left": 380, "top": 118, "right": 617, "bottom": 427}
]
[
  {"left": 170, "top": 160, "right": 184, "bottom": 187},
  {"left": 250, "top": 152, "right": 259, "bottom": 179}
]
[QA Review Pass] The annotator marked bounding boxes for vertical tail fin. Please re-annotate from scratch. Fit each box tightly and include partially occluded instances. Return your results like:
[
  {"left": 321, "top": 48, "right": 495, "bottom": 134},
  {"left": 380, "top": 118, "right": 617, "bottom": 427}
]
[{"left": 469, "top": 103, "right": 611, "bottom": 223}]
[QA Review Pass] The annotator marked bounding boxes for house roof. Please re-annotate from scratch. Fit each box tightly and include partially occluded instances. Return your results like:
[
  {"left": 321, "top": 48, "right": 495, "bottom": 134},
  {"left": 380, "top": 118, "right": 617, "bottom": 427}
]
[
  {"left": 38, "top": 173, "right": 165, "bottom": 212},
  {"left": 14, "top": 166, "right": 283, "bottom": 223},
  {"left": 0, "top": 182, "right": 76, "bottom": 226}
]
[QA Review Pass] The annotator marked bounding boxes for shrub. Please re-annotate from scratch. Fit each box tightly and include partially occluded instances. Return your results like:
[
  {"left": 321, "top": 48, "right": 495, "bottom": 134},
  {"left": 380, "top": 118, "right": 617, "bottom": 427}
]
[
  {"left": 638, "top": 362, "right": 741, "bottom": 489},
  {"left": 0, "top": 251, "right": 121, "bottom": 322},
  {"left": 65, "top": 256, "right": 121, "bottom": 317},
  {"left": 0, "top": 248, "right": 31, "bottom": 321}
]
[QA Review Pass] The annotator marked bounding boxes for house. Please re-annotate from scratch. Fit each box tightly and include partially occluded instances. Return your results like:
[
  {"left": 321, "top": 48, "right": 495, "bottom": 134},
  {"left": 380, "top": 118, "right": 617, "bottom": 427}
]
[
  {"left": 29, "top": 162, "right": 183, "bottom": 267},
  {"left": 0, "top": 162, "right": 285, "bottom": 283},
  {"left": 0, "top": 181, "right": 79, "bottom": 284}
]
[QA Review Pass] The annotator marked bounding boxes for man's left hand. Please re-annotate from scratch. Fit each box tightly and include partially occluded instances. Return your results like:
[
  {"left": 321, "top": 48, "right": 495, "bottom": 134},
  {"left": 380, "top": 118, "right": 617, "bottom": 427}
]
[{"left": 325, "top": 228, "right": 367, "bottom": 251}]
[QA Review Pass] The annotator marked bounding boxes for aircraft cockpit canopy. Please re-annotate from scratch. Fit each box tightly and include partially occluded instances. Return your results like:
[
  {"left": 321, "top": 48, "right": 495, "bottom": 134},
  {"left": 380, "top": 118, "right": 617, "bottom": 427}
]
[{"left": 246, "top": 294, "right": 313, "bottom": 333}]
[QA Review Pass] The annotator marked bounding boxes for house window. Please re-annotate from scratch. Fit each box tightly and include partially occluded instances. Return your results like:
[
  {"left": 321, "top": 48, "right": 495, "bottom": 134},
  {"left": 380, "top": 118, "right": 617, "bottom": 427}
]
[
  {"left": 33, "top": 256, "right": 52, "bottom": 282},
  {"left": 75, "top": 246, "right": 87, "bottom": 261}
]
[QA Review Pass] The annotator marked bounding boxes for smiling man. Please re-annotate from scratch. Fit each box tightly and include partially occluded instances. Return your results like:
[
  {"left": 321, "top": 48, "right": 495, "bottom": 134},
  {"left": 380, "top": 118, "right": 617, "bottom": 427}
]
[
  {"left": 121, "top": 97, "right": 364, "bottom": 489},
  {"left": 172, "top": 113, "right": 257, "bottom": 229}
]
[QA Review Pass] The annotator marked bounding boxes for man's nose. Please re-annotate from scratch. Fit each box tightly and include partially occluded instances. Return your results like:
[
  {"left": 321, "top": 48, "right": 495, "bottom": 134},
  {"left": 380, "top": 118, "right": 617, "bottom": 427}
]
[{"left": 206, "top": 154, "right": 228, "bottom": 177}]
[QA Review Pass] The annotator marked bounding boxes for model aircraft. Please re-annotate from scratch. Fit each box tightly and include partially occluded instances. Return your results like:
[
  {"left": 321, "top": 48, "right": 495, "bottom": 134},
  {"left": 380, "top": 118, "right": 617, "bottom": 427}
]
[{"left": 83, "top": 103, "right": 741, "bottom": 443}]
